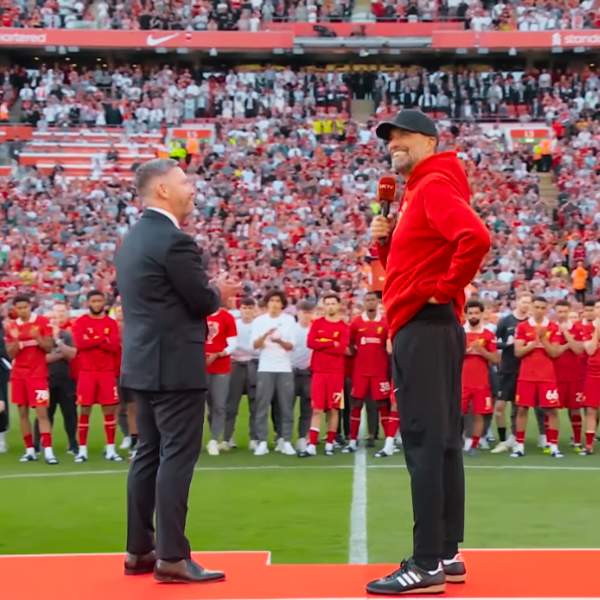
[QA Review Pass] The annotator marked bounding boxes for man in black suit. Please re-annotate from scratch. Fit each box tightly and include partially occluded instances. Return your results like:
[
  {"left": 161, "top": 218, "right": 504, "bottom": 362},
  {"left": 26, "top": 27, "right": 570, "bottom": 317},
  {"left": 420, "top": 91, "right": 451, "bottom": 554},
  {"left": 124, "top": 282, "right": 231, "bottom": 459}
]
[{"left": 116, "top": 158, "right": 239, "bottom": 584}]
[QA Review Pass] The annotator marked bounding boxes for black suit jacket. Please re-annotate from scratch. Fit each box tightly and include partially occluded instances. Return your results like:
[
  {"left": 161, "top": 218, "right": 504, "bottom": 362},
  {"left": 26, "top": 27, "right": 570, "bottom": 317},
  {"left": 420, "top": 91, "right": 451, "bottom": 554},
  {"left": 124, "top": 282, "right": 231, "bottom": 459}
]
[{"left": 115, "top": 209, "right": 220, "bottom": 391}]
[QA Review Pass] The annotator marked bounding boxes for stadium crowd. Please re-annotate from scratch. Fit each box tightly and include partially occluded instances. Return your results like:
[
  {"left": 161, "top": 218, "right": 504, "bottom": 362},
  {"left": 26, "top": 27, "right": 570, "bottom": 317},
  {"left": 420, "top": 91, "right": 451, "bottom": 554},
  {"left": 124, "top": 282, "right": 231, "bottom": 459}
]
[
  {"left": 0, "top": 0, "right": 599, "bottom": 30},
  {"left": 2, "top": 58, "right": 600, "bottom": 465},
  {"left": 8, "top": 63, "right": 600, "bottom": 130}
]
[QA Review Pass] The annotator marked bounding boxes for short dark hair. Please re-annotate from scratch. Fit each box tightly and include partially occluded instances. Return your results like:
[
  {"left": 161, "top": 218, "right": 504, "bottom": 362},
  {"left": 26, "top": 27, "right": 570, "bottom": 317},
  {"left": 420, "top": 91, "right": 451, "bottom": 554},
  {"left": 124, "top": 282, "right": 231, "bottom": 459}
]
[
  {"left": 297, "top": 300, "right": 315, "bottom": 312},
  {"left": 87, "top": 289, "right": 105, "bottom": 300},
  {"left": 465, "top": 298, "right": 484, "bottom": 312},
  {"left": 240, "top": 297, "right": 256, "bottom": 307},
  {"left": 263, "top": 289, "right": 288, "bottom": 309},
  {"left": 322, "top": 293, "right": 340, "bottom": 303},
  {"left": 533, "top": 296, "right": 548, "bottom": 304},
  {"left": 585, "top": 298, "right": 596, "bottom": 307},
  {"left": 13, "top": 294, "right": 31, "bottom": 306},
  {"left": 134, "top": 158, "right": 179, "bottom": 200},
  {"left": 556, "top": 299, "right": 571, "bottom": 308}
]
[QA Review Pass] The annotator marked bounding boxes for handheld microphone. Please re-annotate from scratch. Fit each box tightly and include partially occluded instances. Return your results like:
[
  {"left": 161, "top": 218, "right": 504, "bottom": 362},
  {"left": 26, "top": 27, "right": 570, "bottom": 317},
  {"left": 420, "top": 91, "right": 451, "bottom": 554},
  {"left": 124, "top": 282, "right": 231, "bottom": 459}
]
[{"left": 377, "top": 176, "right": 397, "bottom": 245}]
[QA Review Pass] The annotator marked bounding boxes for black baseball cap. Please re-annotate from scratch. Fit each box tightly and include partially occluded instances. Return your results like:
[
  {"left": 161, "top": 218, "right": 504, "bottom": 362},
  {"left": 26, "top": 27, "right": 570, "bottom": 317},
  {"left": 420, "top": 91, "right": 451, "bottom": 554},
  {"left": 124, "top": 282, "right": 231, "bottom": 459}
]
[{"left": 375, "top": 109, "right": 438, "bottom": 142}]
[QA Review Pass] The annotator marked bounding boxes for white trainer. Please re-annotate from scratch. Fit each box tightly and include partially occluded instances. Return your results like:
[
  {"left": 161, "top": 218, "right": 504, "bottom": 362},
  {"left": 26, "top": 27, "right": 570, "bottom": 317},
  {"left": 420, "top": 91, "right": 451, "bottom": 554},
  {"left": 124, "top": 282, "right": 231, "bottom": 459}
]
[
  {"left": 207, "top": 440, "right": 220, "bottom": 456},
  {"left": 254, "top": 441, "right": 269, "bottom": 456},
  {"left": 282, "top": 441, "right": 297, "bottom": 456}
]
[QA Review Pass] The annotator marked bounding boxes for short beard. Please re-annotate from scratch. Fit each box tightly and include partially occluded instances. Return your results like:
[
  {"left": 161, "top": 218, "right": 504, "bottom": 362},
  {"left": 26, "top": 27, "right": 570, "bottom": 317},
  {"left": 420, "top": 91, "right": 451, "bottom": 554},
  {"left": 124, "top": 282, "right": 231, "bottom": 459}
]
[{"left": 89, "top": 308, "right": 105, "bottom": 316}]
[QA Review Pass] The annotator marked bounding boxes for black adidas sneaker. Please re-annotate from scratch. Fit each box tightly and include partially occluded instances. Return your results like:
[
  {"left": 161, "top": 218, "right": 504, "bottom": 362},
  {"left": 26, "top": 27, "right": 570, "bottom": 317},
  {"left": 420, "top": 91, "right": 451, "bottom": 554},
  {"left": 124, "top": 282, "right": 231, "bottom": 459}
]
[
  {"left": 442, "top": 553, "right": 466, "bottom": 583},
  {"left": 366, "top": 557, "right": 445, "bottom": 595}
]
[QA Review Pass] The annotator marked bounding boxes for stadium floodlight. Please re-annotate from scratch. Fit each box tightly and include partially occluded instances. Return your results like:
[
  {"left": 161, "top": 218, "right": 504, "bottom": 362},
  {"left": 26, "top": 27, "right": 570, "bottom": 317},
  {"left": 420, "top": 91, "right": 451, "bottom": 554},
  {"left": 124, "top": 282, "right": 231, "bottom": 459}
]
[
  {"left": 477, "top": 48, "right": 489, "bottom": 54},
  {"left": 273, "top": 48, "right": 284, "bottom": 54},
  {"left": 455, "top": 48, "right": 467, "bottom": 54},
  {"left": 293, "top": 47, "right": 304, "bottom": 54},
  {"left": 573, "top": 47, "right": 586, "bottom": 53},
  {"left": 551, "top": 47, "right": 564, "bottom": 53},
  {"left": 508, "top": 48, "right": 517, "bottom": 56},
  {"left": 209, "top": 47, "right": 218, "bottom": 56}
]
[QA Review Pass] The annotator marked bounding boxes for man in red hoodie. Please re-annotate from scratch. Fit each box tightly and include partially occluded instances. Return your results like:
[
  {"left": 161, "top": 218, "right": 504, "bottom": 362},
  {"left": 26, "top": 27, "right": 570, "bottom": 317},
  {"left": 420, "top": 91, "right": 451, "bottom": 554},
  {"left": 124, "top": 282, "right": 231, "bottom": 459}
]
[{"left": 366, "top": 110, "right": 490, "bottom": 596}]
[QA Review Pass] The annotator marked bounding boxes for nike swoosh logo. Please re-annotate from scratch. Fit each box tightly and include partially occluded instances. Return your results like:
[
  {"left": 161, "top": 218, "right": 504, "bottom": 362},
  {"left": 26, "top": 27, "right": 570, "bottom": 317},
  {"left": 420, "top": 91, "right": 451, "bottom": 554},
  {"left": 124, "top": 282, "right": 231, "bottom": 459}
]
[{"left": 146, "top": 33, "right": 180, "bottom": 47}]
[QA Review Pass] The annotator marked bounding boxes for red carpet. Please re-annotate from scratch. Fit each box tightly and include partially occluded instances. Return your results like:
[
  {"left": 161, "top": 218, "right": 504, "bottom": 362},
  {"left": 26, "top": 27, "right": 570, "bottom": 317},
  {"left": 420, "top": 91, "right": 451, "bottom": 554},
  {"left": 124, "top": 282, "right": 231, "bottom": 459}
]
[{"left": 1, "top": 549, "right": 598, "bottom": 600}]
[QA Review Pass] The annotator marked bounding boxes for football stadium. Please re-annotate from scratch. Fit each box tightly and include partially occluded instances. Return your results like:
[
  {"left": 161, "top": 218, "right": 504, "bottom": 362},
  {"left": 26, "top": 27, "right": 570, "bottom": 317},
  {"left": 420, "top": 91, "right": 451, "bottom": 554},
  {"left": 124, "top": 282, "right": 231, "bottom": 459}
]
[{"left": 0, "top": 2, "right": 600, "bottom": 599}]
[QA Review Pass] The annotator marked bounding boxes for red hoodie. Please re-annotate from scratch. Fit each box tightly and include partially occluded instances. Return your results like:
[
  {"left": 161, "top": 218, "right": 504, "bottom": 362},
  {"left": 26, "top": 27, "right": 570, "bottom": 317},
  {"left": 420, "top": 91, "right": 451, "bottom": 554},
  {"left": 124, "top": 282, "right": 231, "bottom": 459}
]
[{"left": 377, "top": 152, "right": 490, "bottom": 339}]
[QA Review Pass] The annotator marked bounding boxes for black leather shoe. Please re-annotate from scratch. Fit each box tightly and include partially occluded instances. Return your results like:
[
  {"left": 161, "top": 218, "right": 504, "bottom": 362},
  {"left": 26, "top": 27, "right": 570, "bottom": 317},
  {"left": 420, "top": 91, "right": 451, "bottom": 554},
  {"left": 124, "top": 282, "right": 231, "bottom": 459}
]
[
  {"left": 124, "top": 550, "right": 156, "bottom": 575},
  {"left": 154, "top": 558, "right": 225, "bottom": 583}
]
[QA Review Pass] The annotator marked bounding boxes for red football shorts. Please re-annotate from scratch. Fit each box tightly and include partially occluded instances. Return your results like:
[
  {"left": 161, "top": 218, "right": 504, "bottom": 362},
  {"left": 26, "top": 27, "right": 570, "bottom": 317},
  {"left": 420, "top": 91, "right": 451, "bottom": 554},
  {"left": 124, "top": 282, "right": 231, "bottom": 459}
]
[
  {"left": 516, "top": 381, "right": 560, "bottom": 408},
  {"left": 582, "top": 378, "right": 600, "bottom": 409},
  {"left": 462, "top": 387, "right": 493, "bottom": 415},
  {"left": 558, "top": 380, "right": 583, "bottom": 410},
  {"left": 10, "top": 378, "right": 49, "bottom": 408},
  {"left": 351, "top": 375, "right": 390, "bottom": 401},
  {"left": 77, "top": 371, "right": 119, "bottom": 406},
  {"left": 311, "top": 371, "right": 344, "bottom": 411}
]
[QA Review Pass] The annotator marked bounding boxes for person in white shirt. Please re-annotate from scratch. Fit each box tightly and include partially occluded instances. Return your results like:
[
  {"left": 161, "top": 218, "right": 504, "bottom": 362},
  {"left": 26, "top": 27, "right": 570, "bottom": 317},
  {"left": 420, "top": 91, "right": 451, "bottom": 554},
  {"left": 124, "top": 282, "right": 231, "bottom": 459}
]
[
  {"left": 251, "top": 290, "right": 297, "bottom": 456},
  {"left": 290, "top": 301, "right": 315, "bottom": 453},
  {"left": 224, "top": 297, "right": 259, "bottom": 450}
]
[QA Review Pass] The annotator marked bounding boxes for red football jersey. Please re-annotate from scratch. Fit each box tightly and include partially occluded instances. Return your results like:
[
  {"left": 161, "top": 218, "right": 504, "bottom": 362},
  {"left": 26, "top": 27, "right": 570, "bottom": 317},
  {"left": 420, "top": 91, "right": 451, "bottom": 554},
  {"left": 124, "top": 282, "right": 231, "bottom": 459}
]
[
  {"left": 350, "top": 314, "right": 389, "bottom": 378},
  {"left": 575, "top": 319, "right": 595, "bottom": 377},
  {"left": 579, "top": 323, "right": 600, "bottom": 379},
  {"left": 516, "top": 318, "right": 558, "bottom": 383},
  {"left": 206, "top": 309, "right": 238, "bottom": 375},
  {"left": 5, "top": 314, "right": 52, "bottom": 379},
  {"left": 554, "top": 321, "right": 583, "bottom": 382},
  {"left": 462, "top": 326, "right": 497, "bottom": 390},
  {"left": 72, "top": 314, "right": 120, "bottom": 373},
  {"left": 308, "top": 317, "right": 350, "bottom": 373}
]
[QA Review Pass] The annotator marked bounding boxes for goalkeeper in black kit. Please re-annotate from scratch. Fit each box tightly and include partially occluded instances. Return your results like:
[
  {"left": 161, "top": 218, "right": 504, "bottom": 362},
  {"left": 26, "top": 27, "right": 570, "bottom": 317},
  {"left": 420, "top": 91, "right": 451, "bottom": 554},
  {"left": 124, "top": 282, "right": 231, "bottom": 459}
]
[{"left": 491, "top": 293, "right": 546, "bottom": 453}]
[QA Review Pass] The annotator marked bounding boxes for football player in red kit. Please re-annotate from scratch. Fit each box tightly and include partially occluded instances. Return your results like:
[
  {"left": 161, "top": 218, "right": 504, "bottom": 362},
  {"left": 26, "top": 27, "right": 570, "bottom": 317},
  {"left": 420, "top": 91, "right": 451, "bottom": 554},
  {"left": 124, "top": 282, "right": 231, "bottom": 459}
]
[
  {"left": 579, "top": 299, "right": 600, "bottom": 454},
  {"left": 303, "top": 294, "right": 349, "bottom": 457},
  {"left": 462, "top": 299, "right": 499, "bottom": 456},
  {"left": 5, "top": 295, "right": 57, "bottom": 464},
  {"left": 343, "top": 292, "right": 398, "bottom": 457},
  {"left": 513, "top": 296, "right": 563, "bottom": 458},
  {"left": 72, "top": 290, "right": 122, "bottom": 463},
  {"left": 554, "top": 300, "right": 585, "bottom": 451}
]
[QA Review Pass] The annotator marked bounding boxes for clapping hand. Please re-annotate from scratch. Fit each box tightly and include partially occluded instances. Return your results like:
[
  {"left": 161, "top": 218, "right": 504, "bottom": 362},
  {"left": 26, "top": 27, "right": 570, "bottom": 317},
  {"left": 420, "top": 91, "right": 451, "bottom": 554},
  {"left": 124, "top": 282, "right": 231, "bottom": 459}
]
[{"left": 213, "top": 272, "right": 243, "bottom": 306}]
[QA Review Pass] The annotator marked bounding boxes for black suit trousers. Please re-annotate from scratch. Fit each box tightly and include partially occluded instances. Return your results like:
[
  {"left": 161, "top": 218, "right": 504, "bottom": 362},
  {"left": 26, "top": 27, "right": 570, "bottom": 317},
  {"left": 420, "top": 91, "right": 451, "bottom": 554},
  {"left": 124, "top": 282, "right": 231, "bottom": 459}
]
[{"left": 126, "top": 389, "right": 206, "bottom": 562}]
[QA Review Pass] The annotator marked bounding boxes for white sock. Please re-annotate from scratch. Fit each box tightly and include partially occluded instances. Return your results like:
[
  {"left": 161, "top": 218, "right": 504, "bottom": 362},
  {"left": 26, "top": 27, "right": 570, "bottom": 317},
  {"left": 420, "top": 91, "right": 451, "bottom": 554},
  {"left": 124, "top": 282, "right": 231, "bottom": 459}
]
[
  {"left": 464, "top": 438, "right": 473, "bottom": 451},
  {"left": 348, "top": 439, "right": 357, "bottom": 449},
  {"left": 383, "top": 436, "right": 395, "bottom": 454},
  {"left": 539, "top": 434, "right": 547, "bottom": 446},
  {"left": 515, "top": 443, "right": 524, "bottom": 453},
  {"left": 308, "top": 444, "right": 317, "bottom": 453},
  {"left": 26, "top": 446, "right": 36, "bottom": 456},
  {"left": 550, "top": 443, "right": 559, "bottom": 453},
  {"left": 79, "top": 445, "right": 88, "bottom": 458},
  {"left": 0, "top": 431, "right": 5, "bottom": 444},
  {"left": 507, "top": 433, "right": 516, "bottom": 444},
  {"left": 44, "top": 446, "right": 55, "bottom": 459},
  {"left": 106, "top": 443, "right": 116, "bottom": 456},
  {"left": 325, "top": 443, "right": 333, "bottom": 452}
]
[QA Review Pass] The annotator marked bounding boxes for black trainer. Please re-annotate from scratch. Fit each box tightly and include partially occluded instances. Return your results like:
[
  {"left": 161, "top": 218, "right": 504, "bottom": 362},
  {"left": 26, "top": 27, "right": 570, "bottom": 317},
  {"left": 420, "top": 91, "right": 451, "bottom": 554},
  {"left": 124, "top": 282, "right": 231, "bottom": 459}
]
[
  {"left": 366, "top": 557, "right": 445, "bottom": 595},
  {"left": 442, "top": 553, "right": 466, "bottom": 583}
]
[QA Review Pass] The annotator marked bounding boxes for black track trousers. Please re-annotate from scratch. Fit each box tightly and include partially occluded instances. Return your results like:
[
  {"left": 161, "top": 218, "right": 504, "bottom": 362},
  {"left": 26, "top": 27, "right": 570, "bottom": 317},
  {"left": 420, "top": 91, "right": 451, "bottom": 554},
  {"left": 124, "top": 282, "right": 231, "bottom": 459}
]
[{"left": 392, "top": 303, "right": 465, "bottom": 561}]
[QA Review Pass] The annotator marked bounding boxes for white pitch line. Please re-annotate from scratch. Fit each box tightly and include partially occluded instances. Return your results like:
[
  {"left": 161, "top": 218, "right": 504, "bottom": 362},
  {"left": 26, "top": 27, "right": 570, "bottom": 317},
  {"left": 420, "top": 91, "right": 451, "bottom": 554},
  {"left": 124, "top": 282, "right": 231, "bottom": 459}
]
[
  {"left": 348, "top": 445, "right": 368, "bottom": 564},
  {"left": 348, "top": 407, "right": 369, "bottom": 565},
  {"left": 2, "top": 461, "right": 600, "bottom": 481}
]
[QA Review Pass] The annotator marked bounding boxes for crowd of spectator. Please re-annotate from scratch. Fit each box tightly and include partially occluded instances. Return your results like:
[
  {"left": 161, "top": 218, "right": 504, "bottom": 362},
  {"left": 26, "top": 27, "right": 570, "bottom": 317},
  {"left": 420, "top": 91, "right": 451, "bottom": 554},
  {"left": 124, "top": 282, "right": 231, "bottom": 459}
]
[
  {"left": 8, "top": 63, "right": 600, "bottom": 133},
  {"left": 0, "top": 0, "right": 599, "bottom": 30},
  {"left": 2, "top": 63, "right": 600, "bottom": 316}
]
